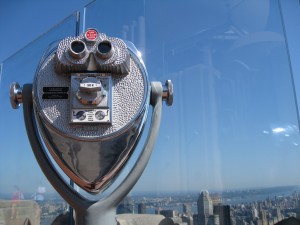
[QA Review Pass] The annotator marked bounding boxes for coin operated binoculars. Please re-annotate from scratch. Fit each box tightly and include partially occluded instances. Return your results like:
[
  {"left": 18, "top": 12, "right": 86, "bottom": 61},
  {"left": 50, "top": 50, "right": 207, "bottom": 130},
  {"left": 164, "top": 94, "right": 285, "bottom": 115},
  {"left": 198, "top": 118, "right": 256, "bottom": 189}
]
[{"left": 10, "top": 28, "right": 173, "bottom": 225}]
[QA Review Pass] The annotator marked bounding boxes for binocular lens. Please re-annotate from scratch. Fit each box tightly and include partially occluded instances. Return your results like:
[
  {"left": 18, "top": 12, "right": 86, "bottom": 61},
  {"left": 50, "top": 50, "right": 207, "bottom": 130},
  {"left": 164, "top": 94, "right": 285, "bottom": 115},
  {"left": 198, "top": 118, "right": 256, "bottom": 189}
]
[
  {"left": 69, "top": 40, "right": 87, "bottom": 59},
  {"left": 98, "top": 41, "right": 112, "bottom": 54},
  {"left": 71, "top": 41, "right": 85, "bottom": 53},
  {"left": 97, "top": 41, "right": 114, "bottom": 59}
]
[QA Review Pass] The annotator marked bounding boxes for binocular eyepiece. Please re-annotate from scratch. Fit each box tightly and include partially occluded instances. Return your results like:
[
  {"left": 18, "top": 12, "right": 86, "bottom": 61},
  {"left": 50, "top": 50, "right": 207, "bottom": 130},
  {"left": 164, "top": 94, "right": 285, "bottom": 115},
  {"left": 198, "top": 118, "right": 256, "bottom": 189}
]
[
  {"left": 68, "top": 39, "right": 114, "bottom": 61},
  {"left": 68, "top": 40, "right": 87, "bottom": 59},
  {"left": 56, "top": 30, "right": 129, "bottom": 75}
]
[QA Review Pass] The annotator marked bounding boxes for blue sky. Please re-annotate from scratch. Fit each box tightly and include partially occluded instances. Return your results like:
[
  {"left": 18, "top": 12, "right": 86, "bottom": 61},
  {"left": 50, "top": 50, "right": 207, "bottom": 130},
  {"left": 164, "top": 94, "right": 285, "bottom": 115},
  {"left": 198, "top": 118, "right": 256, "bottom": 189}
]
[
  {"left": 0, "top": 0, "right": 90, "bottom": 63},
  {"left": 1, "top": 0, "right": 300, "bottom": 197}
]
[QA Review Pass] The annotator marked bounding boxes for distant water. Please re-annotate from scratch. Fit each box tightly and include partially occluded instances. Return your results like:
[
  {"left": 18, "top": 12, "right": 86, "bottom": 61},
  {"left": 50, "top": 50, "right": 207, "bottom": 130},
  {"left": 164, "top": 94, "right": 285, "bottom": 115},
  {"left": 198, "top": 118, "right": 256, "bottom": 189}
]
[
  {"left": 142, "top": 186, "right": 300, "bottom": 214},
  {"left": 220, "top": 185, "right": 300, "bottom": 205}
]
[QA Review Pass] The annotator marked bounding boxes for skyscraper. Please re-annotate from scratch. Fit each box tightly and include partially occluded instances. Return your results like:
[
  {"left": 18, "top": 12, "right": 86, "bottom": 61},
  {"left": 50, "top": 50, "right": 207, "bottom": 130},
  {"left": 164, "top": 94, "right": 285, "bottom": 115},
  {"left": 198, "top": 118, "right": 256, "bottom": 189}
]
[
  {"left": 260, "top": 209, "right": 267, "bottom": 225},
  {"left": 214, "top": 205, "right": 231, "bottom": 225},
  {"left": 138, "top": 203, "right": 146, "bottom": 214},
  {"left": 183, "top": 203, "right": 192, "bottom": 217},
  {"left": 275, "top": 207, "right": 283, "bottom": 222},
  {"left": 197, "top": 190, "right": 214, "bottom": 225}
]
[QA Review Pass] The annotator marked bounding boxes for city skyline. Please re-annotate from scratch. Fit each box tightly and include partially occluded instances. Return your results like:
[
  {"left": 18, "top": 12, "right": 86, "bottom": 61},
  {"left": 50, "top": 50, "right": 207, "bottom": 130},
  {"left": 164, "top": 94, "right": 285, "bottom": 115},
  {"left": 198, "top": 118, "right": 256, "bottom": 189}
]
[{"left": 1, "top": 185, "right": 300, "bottom": 225}]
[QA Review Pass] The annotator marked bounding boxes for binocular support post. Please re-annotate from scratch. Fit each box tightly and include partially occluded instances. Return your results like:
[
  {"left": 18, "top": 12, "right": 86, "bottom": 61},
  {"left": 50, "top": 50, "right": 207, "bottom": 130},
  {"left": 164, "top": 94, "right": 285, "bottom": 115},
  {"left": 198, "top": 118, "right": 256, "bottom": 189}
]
[{"left": 22, "top": 82, "right": 164, "bottom": 225}]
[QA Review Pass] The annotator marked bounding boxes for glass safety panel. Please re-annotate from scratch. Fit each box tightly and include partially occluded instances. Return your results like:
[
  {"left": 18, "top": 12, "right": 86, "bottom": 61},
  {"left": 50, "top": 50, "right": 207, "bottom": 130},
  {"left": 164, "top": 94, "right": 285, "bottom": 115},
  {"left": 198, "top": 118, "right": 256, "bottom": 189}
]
[
  {"left": 84, "top": 0, "right": 300, "bottom": 223},
  {"left": 279, "top": 0, "right": 300, "bottom": 107},
  {"left": 0, "top": 13, "right": 78, "bottom": 225}
]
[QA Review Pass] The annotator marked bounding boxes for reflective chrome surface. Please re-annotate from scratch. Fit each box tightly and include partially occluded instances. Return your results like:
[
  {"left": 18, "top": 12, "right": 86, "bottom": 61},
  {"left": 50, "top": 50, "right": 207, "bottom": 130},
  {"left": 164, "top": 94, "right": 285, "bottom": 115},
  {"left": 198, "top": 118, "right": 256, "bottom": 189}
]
[
  {"left": 162, "top": 79, "right": 173, "bottom": 106},
  {"left": 33, "top": 33, "right": 147, "bottom": 140},
  {"left": 31, "top": 31, "right": 150, "bottom": 193},
  {"left": 35, "top": 105, "right": 148, "bottom": 193},
  {"left": 9, "top": 82, "right": 23, "bottom": 109}
]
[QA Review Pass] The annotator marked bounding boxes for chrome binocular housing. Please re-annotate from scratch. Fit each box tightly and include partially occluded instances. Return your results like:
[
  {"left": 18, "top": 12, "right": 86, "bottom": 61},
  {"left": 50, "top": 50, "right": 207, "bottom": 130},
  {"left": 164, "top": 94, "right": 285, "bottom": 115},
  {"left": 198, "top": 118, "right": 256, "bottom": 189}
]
[{"left": 10, "top": 28, "right": 173, "bottom": 194}]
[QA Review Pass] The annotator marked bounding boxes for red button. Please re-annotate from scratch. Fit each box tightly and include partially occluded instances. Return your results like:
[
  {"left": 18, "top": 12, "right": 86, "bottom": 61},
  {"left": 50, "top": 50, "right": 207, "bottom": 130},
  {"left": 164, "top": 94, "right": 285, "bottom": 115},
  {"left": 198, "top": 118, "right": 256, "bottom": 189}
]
[{"left": 85, "top": 29, "right": 98, "bottom": 41}]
